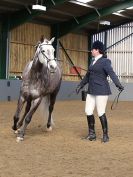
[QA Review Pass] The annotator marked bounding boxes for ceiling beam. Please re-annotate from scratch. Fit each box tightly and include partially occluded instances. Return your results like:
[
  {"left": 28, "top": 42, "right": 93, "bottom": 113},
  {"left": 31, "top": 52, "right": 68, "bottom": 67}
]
[
  {"left": 0, "top": 6, "right": 19, "bottom": 11},
  {"left": 49, "top": 9, "right": 74, "bottom": 17},
  {"left": 58, "top": 0, "right": 133, "bottom": 37},
  {"left": 9, "top": 0, "right": 69, "bottom": 30},
  {"left": 0, "top": 0, "right": 31, "bottom": 6}
]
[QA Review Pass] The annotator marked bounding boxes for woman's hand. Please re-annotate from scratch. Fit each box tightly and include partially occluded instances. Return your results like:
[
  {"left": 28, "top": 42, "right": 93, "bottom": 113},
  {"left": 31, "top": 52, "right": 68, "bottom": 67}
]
[{"left": 116, "top": 84, "right": 124, "bottom": 92}]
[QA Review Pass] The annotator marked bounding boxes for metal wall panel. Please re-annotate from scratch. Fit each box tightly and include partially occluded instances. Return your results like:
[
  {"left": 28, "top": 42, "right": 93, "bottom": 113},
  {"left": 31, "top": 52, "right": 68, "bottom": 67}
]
[{"left": 93, "top": 22, "right": 133, "bottom": 83}]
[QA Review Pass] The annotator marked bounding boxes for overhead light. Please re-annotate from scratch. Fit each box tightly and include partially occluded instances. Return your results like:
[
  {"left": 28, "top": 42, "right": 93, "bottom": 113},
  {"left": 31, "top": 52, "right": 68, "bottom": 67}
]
[
  {"left": 100, "top": 21, "right": 110, "bottom": 26},
  {"left": 112, "top": 9, "right": 124, "bottom": 16},
  {"left": 112, "top": 9, "right": 124, "bottom": 15},
  {"left": 126, "top": 6, "right": 133, "bottom": 9},
  {"left": 69, "top": 0, "right": 94, "bottom": 7},
  {"left": 112, "top": 12, "right": 122, "bottom": 16},
  {"left": 32, "top": 4, "right": 46, "bottom": 11},
  {"left": 117, "top": 10, "right": 125, "bottom": 13},
  {"left": 77, "top": 0, "right": 93, "bottom": 3}
]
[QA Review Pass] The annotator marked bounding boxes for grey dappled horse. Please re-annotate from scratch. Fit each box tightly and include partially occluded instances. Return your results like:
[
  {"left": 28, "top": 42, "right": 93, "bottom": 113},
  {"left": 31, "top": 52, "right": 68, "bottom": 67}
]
[{"left": 12, "top": 36, "right": 62, "bottom": 142}]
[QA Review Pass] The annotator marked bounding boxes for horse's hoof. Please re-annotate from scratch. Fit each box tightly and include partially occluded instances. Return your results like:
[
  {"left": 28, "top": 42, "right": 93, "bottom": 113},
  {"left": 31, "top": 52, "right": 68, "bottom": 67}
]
[
  {"left": 46, "top": 126, "right": 52, "bottom": 132},
  {"left": 16, "top": 136, "right": 24, "bottom": 142},
  {"left": 14, "top": 129, "right": 20, "bottom": 134}
]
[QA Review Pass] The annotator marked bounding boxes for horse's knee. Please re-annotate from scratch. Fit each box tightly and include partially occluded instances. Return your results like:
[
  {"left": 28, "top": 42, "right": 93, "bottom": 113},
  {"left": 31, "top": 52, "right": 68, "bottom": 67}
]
[{"left": 25, "top": 116, "right": 32, "bottom": 124}]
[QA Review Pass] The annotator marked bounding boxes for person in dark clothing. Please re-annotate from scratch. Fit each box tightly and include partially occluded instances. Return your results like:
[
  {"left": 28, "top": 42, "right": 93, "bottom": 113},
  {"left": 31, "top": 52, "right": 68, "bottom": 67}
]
[{"left": 76, "top": 40, "right": 124, "bottom": 143}]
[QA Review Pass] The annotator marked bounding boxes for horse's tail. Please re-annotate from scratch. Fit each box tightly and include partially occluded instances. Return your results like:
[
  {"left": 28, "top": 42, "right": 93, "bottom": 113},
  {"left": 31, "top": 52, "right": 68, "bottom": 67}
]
[{"left": 39, "top": 96, "right": 54, "bottom": 128}]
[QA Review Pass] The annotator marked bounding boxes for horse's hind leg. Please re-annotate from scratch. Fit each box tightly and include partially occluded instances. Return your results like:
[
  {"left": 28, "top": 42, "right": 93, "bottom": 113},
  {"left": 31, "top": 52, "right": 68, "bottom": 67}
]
[
  {"left": 17, "top": 100, "right": 31, "bottom": 129},
  {"left": 12, "top": 95, "right": 25, "bottom": 131},
  {"left": 17, "top": 97, "right": 42, "bottom": 142}
]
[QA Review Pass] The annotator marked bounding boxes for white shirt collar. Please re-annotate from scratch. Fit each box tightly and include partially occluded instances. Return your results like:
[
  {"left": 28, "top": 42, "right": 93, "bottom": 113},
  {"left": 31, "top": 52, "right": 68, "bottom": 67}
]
[{"left": 94, "top": 54, "right": 103, "bottom": 61}]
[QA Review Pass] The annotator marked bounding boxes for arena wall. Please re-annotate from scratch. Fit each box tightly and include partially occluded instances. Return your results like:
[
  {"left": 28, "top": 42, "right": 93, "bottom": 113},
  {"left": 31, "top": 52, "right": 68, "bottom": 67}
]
[{"left": 0, "top": 80, "right": 130, "bottom": 101}]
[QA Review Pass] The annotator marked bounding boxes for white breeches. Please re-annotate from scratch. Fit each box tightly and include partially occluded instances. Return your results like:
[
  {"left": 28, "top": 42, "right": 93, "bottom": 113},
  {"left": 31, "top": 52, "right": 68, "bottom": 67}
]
[{"left": 85, "top": 94, "right": 108, "bottom": 117}]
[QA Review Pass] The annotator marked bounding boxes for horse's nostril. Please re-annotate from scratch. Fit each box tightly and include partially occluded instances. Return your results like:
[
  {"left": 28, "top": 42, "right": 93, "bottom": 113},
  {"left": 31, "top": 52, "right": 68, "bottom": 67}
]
[{"left": 50, "top": 65, "right": 55, "bottom": 69}]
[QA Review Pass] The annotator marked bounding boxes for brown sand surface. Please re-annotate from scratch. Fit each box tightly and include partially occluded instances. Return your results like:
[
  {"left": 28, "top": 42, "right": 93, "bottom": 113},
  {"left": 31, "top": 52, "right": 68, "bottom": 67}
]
[{"left": 0, "top": 100, "right": 133, "bottom": 177}]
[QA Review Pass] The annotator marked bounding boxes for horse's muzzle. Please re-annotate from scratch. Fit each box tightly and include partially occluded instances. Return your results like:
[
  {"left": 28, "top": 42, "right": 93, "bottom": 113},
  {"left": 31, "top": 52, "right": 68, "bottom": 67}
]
[{"left": 49, "top": 65, "right": 57, "bottom": 73}]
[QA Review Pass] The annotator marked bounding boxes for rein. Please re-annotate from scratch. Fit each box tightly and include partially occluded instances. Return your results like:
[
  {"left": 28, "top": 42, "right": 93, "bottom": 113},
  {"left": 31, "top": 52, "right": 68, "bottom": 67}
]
[{"left": 111, "top": 90, "right": 123, "bottom": 110}]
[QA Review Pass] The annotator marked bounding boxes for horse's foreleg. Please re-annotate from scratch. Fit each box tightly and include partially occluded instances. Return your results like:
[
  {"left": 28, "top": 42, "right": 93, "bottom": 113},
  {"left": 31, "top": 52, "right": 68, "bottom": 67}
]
[
  {"left": 17, "top": 97, "right": 42, "bottom": 142},
  {"left": 47, "top": 83, "right": 61, "bottom": 130},
  {"left": 47, "top": 94, "right": 57, "bottom": 130},
  {"left": 12, "top": 96, "right": 25, "bottom": 131},
  {"left": 17, "top": 100, "right": 31, "bottom": 129}
]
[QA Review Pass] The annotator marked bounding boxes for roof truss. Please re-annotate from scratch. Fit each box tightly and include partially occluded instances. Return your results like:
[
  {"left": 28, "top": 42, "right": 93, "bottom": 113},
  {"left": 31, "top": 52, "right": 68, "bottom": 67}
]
[{"left": 58, "top": 0, "right": 133, "bottom": 37}]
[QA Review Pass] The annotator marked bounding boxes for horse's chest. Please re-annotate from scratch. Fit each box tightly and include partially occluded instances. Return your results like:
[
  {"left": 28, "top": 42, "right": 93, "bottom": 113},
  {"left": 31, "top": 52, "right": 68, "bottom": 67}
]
[
  {"left": 47, "top": 73, "right": 60, "bottom": 89},
  {"left": 30, "top": 88, "right": 40, "bottom": 97},
  {"left": 22, "top": 85, "right": 40, "bottom": 99}
]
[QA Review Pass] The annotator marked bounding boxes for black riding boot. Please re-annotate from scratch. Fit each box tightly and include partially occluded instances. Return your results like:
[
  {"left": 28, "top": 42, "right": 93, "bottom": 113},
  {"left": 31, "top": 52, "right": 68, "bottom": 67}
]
[
  {"left": 85, "top": 115, "right": 96, "bottom": 141},
  {"left": 99, "top": 113, "right": 109, "bottom": 143}
]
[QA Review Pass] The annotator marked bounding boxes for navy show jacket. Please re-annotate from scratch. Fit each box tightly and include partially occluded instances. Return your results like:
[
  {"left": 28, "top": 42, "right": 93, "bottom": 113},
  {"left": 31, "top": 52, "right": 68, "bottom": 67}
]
[{"left": 80, "top": 57, "right": 122, "bottom": 95}]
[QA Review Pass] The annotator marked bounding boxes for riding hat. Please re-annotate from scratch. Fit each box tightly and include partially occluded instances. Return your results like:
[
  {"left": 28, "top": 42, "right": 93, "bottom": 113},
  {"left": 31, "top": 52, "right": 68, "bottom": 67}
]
[{"left": 91, "top": 40, "right": 105, "bottom": 53}]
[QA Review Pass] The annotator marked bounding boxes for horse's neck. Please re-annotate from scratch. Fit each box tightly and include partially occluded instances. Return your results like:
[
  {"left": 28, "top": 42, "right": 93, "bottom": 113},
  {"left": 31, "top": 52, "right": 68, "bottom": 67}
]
[{"left": 30, "top": 60, "right": 48, "bottom": 82}]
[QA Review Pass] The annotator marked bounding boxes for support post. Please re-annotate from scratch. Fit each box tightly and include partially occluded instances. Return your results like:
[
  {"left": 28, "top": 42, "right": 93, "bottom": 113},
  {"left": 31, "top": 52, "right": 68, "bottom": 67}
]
[
  {"left": 0, "top": 19, "right": 9, "bottom": 79},
  {"left": 88, "top": 34, "right": 92, "bottom": 67}
]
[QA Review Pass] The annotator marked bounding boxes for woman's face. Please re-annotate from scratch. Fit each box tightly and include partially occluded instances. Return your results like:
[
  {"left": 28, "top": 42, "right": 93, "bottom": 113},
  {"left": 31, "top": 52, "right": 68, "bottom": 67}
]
[{"left": 91, "top": 49, "right": 100, "bottom": 57}]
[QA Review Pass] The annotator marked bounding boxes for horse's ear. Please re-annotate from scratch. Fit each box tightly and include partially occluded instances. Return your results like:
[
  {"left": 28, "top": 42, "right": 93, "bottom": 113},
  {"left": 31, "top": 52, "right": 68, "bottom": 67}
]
[
  {"left": 50, "top": 37, "right": 55, "bottom": 44},
  {"left": 40, "top": 35, "right": 44, "bottom": 43},
  {"left": 34, "top": 41, "right": 41, "bottom": 50}
]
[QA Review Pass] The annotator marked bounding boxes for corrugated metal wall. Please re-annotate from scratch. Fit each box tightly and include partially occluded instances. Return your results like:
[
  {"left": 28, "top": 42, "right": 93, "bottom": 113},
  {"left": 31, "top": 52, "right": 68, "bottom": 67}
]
[{"left": 93, "top": 22, "right": 133, "bottom": 82}]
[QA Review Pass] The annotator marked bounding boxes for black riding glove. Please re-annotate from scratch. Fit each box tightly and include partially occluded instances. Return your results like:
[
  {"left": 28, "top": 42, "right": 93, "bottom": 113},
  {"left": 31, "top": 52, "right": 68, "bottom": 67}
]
[{"left": 116, "top": 84, "right": 124, "bottom": 92}]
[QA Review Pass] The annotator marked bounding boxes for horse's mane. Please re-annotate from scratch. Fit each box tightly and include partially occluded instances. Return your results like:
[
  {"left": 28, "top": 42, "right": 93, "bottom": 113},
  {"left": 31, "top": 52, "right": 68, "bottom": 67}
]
[{"left": 40, "top": 35, "right": 44, "bottom": 43}]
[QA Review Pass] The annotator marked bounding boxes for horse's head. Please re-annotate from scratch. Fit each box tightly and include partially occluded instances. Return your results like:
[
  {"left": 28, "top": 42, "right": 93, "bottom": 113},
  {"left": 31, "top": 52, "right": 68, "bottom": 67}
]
[{"left": 35, "top": 37, "right": 57, "bottom": 73}]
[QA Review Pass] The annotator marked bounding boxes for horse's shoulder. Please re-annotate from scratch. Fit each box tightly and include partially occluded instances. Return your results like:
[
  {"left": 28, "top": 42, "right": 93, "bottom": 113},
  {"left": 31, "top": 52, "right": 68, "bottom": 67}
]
[{"left": 22, "top": 60, "right": 33, "bottom": 78}]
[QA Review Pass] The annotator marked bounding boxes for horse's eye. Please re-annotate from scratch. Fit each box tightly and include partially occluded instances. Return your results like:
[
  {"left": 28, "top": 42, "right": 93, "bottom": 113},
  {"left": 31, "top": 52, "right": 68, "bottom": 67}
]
[{"left": 42, "top": 50, "right": 45, "bottom": 53}]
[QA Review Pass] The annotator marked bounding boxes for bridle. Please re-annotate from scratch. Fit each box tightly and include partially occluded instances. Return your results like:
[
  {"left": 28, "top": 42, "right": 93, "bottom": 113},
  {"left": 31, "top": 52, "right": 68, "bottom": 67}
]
[
  {"left": 34, "top": 43, "right": 57, "bottom": 74},
  {"left": 38, "top": 43, "right": 56, "bottom": 63}
]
